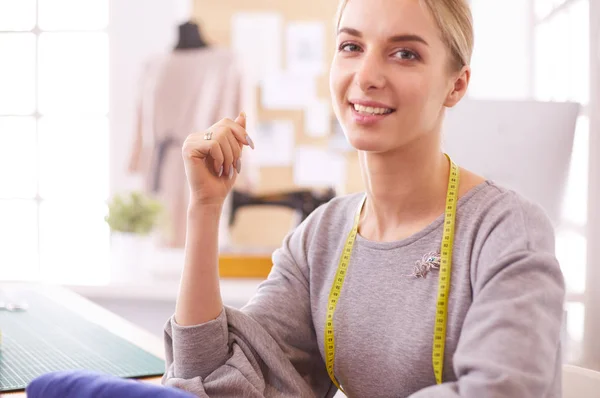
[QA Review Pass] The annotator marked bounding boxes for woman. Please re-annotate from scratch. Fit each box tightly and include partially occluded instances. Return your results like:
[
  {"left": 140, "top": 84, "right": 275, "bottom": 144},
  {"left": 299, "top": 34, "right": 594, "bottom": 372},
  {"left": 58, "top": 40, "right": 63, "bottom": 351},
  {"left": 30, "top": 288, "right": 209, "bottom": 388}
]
[{"left": 162, "top": 0, "right": 565, "bottom": 397}]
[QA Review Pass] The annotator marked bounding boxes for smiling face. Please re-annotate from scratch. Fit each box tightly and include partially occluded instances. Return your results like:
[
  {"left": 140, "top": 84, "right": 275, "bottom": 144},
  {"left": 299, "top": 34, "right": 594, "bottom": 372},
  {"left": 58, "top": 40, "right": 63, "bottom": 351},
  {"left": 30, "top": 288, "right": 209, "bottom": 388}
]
[{"left": 330, "top": 0, "right": 469, "bottom": 153}]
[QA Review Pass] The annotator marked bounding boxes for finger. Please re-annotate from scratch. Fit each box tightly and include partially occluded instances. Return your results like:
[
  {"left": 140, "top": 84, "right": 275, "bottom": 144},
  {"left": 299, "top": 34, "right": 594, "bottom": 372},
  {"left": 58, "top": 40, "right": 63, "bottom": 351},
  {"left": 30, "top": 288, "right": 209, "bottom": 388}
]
[
  {"left": 182, "top": 133, "right": 211, "bottom": 160},
  {"left": 235, "top": 112, "right": 246, "bottom": 129},
  {"left": 219, "top": 116, "right": 255, "bottom": 150},
  {"left": 214, "top": 126, "right": 234, "bottom": 178},
  {"left": 225, "top": 130, "right": 241, "bottom": 160},
  {"left": 208, "top": 140, "right": 225, "bottom": 177},
  {"left": 182, "top": 133, "right": 225, "bottom": 176},
  {"left": 225, "top": 132, "right": 242, "bottom": 175}
]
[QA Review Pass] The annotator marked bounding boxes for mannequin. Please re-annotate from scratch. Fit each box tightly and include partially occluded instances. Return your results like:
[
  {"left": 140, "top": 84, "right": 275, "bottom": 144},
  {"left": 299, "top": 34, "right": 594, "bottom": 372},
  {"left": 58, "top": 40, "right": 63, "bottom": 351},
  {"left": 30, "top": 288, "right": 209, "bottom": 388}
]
[
  {"left": 130, "top": 20, "right": 256, "bottom": 249},
  {"left": 174, "top": 21, "right": 208, "bottom": 50}
]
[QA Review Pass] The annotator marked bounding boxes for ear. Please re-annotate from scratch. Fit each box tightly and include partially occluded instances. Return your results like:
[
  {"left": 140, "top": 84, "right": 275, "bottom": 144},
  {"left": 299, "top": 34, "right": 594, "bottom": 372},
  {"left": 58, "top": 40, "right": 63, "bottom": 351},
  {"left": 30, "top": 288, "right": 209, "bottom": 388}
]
[{"left": 444, "top": 65, "right": 470, "bottom": 108}]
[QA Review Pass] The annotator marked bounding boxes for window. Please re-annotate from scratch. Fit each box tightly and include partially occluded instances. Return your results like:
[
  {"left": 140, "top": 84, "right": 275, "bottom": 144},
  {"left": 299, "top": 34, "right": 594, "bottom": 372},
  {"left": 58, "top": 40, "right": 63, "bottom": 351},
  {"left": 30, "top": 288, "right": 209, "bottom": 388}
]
[
  {"left": 471, "top": 0, "right": 591, "bottom": 364},
  {"left": 533, "top": 0, "right": 590, "bottom": 363},
  {"left": 0, "top": 0, "right": 110, "bottom": 285}
]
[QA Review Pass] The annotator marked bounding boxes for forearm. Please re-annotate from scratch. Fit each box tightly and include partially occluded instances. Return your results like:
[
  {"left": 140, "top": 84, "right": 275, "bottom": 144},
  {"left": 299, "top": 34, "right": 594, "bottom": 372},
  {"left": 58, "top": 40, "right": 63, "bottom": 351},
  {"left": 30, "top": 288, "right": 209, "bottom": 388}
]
[{"left": 174, "top": 200, "right": 224, "bottom": 326}]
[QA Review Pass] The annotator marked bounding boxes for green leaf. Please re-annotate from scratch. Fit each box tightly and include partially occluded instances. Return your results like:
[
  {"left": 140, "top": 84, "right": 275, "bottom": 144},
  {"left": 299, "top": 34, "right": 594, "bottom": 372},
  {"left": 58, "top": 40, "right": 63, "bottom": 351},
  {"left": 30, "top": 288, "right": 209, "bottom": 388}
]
[{"left": 105, "top": 191, "right": 165, "bottom": 235}]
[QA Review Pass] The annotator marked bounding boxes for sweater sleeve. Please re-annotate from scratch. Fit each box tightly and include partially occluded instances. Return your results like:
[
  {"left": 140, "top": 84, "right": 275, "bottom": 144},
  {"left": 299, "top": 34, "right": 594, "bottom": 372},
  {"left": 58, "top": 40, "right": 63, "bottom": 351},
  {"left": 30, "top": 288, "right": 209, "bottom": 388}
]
[
  {"left": 409, "top": 196, "right": 565, "bottom": 398},
  {"left": 161, "top": 210, "right": 334, "bottom": 398}
]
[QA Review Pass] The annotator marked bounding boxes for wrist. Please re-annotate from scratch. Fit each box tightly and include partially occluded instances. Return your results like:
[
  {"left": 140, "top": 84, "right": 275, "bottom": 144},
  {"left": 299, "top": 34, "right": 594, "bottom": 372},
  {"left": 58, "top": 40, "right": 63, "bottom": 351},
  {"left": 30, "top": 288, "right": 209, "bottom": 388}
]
[{"left": 187, "top": 198, "right": 224, "bottom": 216}]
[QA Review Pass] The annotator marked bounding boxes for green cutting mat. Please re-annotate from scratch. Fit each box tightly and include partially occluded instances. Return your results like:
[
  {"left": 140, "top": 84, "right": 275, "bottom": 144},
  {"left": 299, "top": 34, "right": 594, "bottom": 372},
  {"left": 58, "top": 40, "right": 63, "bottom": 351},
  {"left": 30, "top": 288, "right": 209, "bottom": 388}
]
[{"left": 0, "top": 290, "right": 165, "bottom": 392}]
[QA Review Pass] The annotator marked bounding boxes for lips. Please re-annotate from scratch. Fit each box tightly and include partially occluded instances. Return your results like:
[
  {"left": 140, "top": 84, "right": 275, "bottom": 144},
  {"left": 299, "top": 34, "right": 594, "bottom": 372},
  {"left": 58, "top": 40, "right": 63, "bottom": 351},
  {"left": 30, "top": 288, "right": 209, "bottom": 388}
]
[
  {"left": 348, "top": 100, "right": 395, "bottom": 126},
  {"left": 349, "top": 100, "right": 396, "bottom": 116},
  {"left": 352, "top": 103, "right": 394, "bottom": 115}
]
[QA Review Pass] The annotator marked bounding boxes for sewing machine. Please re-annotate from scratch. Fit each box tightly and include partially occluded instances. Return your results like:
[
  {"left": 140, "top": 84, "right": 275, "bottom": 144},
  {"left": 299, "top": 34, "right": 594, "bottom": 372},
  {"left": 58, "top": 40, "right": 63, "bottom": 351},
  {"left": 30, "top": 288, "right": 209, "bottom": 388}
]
[{"left": 229, "top": 188, "right": 337, "bottom": 227}]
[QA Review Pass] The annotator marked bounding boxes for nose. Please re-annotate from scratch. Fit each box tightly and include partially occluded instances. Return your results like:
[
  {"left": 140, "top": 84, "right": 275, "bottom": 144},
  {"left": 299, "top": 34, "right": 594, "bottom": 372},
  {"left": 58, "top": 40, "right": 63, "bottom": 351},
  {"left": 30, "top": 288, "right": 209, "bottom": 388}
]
[{"left": 355, "top": 50, "right": 386, "bottom": 92}]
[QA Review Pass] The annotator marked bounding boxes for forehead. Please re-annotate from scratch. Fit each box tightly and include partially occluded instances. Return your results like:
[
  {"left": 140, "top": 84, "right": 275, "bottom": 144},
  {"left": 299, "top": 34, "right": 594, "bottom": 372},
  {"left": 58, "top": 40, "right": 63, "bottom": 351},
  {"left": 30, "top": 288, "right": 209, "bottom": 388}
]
[{"left": 339, "top": 0, "right": 441, "bottom": 42}]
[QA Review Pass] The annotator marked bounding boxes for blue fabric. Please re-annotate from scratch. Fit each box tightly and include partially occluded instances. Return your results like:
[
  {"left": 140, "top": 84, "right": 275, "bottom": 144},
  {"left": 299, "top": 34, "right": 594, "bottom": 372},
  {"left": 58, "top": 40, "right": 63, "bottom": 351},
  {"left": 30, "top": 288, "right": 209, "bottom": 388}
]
[{"left": 26, "top": 370, "right": 196, "bottom": 398}]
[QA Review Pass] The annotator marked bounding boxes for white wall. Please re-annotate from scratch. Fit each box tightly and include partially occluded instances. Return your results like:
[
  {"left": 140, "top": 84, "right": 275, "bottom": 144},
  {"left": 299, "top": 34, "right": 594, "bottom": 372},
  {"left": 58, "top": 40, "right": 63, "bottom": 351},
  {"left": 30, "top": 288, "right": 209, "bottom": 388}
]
[
  {"left": 469, "top": 0, "right": 533, "bottom": 99},
  {"left": 108, "top": 0, "right": 192, "bottom": 196}
]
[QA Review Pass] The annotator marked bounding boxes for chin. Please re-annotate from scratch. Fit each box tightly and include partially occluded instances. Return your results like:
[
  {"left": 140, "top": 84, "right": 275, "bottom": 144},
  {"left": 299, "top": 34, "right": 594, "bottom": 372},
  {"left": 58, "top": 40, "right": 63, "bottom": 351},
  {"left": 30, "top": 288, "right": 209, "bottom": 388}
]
[{"left": 344, "top": 127, "right": 392, "bottom": 153}]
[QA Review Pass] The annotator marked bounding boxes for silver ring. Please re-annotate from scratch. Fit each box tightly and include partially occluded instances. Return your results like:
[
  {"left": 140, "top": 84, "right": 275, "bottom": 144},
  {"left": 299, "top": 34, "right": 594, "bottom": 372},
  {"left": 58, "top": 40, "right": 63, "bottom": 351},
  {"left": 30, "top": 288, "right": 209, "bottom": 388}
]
[{"left": 204, "top": 131, "right": 213, "bottom": 140}]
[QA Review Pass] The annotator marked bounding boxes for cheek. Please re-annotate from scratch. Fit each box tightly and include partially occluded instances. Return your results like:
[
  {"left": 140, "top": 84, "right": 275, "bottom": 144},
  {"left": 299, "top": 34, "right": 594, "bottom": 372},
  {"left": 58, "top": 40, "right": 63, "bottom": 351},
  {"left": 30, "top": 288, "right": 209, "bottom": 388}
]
[
  {"left": 399, "top": 73, "right": 432, "bottom": 103},
  {"left": 390, "top": 73, "right": 445, "bottom": 132},
  {"left": 398, "top": 72, "right": 444, "bottom": 113},
  {"left": 413, "top": 76, "right": 449, "bottom": 131}
]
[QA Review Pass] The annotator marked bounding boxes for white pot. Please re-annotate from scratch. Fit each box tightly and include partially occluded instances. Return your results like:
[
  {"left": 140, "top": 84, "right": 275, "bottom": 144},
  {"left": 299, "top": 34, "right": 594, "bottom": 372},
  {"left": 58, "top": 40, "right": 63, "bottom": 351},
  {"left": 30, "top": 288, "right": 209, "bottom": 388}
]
[{"left": 110, "top": 232, "right": 154, "bottom": 283}]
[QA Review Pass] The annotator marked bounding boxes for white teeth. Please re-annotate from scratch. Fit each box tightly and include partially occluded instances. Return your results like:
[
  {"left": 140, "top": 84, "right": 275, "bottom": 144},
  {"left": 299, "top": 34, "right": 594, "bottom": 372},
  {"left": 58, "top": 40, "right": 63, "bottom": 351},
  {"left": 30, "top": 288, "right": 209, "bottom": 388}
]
[{"left": 353, "top": 103, "right": 392, "bottom": 115}]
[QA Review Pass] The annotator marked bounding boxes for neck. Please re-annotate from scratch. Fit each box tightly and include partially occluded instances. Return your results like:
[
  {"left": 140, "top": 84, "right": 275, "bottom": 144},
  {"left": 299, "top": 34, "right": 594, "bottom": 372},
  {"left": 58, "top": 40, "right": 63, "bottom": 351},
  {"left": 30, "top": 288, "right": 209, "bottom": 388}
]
[{"left": 358, "top": 136, "right": 449, "bottom": 241}]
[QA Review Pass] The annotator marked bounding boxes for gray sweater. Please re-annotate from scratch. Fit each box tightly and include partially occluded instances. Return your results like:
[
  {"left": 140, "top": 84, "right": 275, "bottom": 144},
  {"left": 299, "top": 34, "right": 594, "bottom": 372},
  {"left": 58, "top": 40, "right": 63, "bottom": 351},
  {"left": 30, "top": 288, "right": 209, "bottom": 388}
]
[{"left": 162, "top": 181, "right": 565, "bottom": 397}]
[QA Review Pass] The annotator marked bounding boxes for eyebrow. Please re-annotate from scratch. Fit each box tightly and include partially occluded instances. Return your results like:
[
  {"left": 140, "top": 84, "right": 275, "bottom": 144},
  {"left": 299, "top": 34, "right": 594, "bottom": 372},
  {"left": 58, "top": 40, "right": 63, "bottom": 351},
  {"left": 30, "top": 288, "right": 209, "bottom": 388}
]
[{"left": 338, "top": 27, "right": 429, "bottom": 46}]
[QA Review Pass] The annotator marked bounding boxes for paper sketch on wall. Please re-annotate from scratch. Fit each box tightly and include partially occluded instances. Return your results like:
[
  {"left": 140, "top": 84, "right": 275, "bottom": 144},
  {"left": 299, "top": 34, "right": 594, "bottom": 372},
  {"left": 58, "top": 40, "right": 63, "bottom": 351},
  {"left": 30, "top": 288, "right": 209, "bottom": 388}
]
[
  {"left": 231, "top": 12, "right": 283, "bottom": 83},
  {"left": 286, "top": 22, "right": 326, "bottom": 76},
  {"left": 305, "top": 99, "right": 331, "bottom": 137},
  {"left": 261, "top": 72, "right": 317, "bottom": 110},
  {"left": 254, "top": 120, "right": 295, "bottom": 166},
  {"left": 294, "top": 146, "right": 346, "bottom": 188}
]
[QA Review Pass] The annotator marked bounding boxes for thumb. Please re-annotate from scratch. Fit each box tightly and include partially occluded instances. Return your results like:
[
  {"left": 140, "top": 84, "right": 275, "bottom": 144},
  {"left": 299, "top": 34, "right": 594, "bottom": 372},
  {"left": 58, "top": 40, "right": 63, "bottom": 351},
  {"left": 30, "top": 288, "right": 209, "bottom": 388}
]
[{"left": 235, "top": 111, "right": 246, "bottom": 129}]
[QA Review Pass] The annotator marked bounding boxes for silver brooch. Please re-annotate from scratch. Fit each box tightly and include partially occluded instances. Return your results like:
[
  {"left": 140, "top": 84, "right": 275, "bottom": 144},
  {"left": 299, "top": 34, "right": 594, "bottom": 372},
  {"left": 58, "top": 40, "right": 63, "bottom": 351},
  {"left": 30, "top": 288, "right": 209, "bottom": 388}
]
[{"left": 404, "top": 251, "right": 441, "bottom": 278}]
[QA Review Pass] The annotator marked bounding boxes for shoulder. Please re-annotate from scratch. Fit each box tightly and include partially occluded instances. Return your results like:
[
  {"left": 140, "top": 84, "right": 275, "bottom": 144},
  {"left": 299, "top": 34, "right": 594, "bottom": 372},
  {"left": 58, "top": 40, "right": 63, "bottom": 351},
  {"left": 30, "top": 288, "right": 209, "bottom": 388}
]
[
  {"left": 198, "top": 47, "right": 240, "bottom": 69},
  {"left": 464, "top": 181, "right": 556, "bottom": 254},
  {"left": 456, "top": 168, "right": 555, "bottom": 252},
  {"left": 208, "top": 47, "right": 237, "bottom": 61},
  {"left": 459, "top": 181, "right": 560, "bottom": 286},
  {"left": 200, "top": 48, "right": 246, "bottom": 80}
]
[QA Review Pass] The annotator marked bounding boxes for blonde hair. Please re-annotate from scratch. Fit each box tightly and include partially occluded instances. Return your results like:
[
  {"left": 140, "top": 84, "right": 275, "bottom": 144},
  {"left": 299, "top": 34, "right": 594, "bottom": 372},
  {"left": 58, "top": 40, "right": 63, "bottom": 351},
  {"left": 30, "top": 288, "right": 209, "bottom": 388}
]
[{"left": 336, "top": 0, "right": 473, "bottom": 71}]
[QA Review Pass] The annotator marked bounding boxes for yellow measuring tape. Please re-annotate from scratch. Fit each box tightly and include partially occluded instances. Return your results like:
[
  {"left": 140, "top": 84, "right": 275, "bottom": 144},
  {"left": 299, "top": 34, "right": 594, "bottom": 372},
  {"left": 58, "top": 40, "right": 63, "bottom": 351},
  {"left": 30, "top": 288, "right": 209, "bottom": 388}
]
[{"left": 324, "top": 154, "right": 460, "bottom": 393}]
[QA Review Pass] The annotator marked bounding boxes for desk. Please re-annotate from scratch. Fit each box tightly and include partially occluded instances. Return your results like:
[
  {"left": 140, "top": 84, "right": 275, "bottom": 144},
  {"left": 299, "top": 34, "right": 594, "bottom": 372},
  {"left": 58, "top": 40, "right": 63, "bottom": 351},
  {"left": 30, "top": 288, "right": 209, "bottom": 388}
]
[
  {"left": 1, "top": 283, "right": 165, "bottom": 398},
  {"left": 218, "top": 254, "right": 273, "bottom": 278},
  {"left": 148, "top": 251, "right": 274, "bottom": 280}
]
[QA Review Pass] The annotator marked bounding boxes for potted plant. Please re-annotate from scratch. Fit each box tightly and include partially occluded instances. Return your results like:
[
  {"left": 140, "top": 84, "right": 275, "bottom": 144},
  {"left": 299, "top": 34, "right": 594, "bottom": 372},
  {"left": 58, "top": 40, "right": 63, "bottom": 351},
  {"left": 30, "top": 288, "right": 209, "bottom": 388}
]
[{"left": 104, "top": 191, "right": 164, "bottom": 282}]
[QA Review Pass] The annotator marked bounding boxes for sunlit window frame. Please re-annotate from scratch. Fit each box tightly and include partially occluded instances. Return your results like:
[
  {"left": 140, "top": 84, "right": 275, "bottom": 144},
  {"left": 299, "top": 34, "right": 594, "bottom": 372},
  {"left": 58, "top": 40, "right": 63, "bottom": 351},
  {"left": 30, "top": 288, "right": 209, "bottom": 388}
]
[
  {"left": 0, "top": 1, "right": 109, "bottom": 281},
  {"left": 532, "top": 0, "right": 592, "bottom": 365},
  {"left": 533, "top": 0, "right": 590, "bottom": 301}
]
